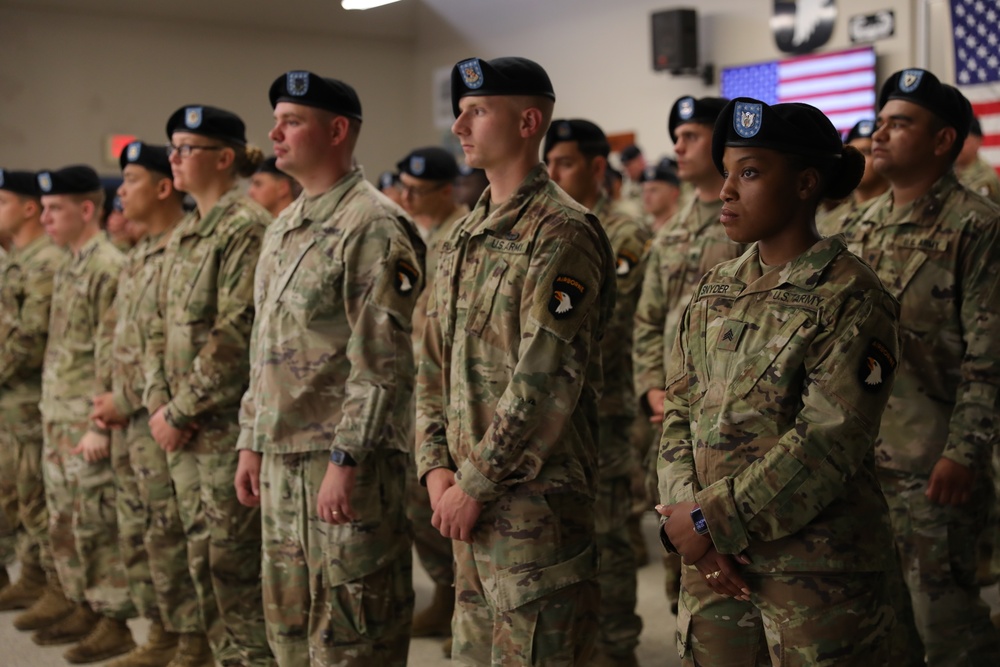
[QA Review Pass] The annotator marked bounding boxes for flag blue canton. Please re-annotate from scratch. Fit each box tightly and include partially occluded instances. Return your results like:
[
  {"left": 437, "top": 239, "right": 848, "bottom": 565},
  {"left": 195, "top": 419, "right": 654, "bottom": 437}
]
[
  {"left": 951, "top": 0, "right": 1000, "bottom": 85},
  {"left": 721, "top": 63, "right": 780, "bottom": 105}
]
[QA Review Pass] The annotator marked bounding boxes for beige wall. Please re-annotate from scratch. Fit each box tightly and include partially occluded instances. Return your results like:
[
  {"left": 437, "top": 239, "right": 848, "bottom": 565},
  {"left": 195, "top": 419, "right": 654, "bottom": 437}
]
[
  {"left": 2, "top": 1, "right": 947, "bottom": 177},
  {"left": 0, "top": 6, "right": 416, "bottom": 177}
]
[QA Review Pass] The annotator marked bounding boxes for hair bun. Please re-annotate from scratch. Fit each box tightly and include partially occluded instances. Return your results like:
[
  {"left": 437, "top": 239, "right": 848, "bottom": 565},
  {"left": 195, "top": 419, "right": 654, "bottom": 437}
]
[{"left": 825, "top": 145, "right": 865, "bottom": 200}]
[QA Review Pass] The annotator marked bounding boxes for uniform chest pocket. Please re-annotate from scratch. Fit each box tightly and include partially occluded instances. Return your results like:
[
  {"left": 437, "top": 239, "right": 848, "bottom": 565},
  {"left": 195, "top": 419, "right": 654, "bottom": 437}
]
[
  {"left": 730, "top": 310, "right": 813, "bottom": 401},
  {"left": 466, "top": 259, "right": 509, "bottom": 337},
  {"left": 178, "top": 243, "right": 219, "bottom": 323},
  {"left": 279, "top": 243, "right": 344, "bottom": 327}
]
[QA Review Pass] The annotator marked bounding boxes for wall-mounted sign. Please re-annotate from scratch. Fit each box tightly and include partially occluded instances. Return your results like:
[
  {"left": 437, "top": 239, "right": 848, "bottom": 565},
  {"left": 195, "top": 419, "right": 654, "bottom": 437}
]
[
  {"left": 848, "top": 10, "right": 895, "bottom": 44},
  {"left": 771, "top": 0, "right": 837, "bottom": 55},
  {"left": 106, "top": 134, "right": 137, "bottom": 165}
]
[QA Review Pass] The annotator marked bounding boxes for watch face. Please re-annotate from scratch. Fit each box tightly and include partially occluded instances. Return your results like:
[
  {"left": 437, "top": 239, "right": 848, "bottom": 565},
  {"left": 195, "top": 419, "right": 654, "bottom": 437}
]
[{"left": 330, "top": 450, "right": 345, "bottom": 465}]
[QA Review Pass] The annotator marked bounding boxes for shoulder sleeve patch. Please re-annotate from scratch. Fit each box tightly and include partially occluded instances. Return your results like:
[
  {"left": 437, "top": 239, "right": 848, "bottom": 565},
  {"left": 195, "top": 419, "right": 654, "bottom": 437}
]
[
  {"left": 549, "top": 274, "right": 586, "bottom": 319},
  {"left": 616, "top": 250, "right": 639, "bottom": 277},
  {"left": 394, "top": 258, "right": 419, "bottom": 296},
  {"left": 858, "top": 338, "right": 897, "bottom": 393}
]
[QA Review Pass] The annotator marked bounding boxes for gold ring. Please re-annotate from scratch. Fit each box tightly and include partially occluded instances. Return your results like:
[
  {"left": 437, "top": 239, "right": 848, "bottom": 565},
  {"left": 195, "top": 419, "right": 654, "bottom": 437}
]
[
  {"left": 331, "top": 510, "right": 340, "bottom": 515},
  {"left": 710, "top": 571, "right": 721, "bottom": 579}
]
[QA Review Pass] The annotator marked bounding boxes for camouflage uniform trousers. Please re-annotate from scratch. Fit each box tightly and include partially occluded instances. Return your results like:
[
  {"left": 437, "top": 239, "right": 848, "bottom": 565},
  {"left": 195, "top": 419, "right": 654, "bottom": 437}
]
[
  {"left": 42, "top": 419, "right": 134, "bottom": 618},
  {"left": 879, "top": 469, "right": 1000, "bottom": 666},
  {"left": 405, "top": 455, "right": 454, "bottom": 588},
  {"left": 167, "top": 448, "right": 273, "bottom": 667},
  {"left": 641, "top": 420, "right": 681, "bottom": 605},
  {"left": 115, "top": 412, "right": 202, "bottom": 632},
  {"left": 0, "top": 421, "right": 51, "bottom": 577},
  {"left": 993, "top": 446, "right": 1000, "bottom": 581},
  {"left": 260, "top": 450, "right": 413, "bottom": 667},
  {"left": 451, "top": 491, "right": 599, "bottom": 667},
  {"left": 676, "top": 564, "right": 893, "bottom": 666}
]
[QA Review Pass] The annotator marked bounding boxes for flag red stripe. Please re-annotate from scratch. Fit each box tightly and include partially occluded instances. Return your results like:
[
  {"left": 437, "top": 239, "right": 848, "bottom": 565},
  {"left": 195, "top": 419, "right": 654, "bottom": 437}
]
[
  {"left": 778, "top": 87, "right": 875, "bottom": 103},
  {"left": 778, "top": 67, "right": 874, "bottom": 86},
  {"left": 970, "top": 101, "right": 1000, "bottom": 116}
]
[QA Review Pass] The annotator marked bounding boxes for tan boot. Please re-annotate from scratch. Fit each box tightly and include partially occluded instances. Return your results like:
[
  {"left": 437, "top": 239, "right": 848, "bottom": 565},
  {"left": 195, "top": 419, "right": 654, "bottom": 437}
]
[
  {"left": 441, "top": 636, "right": 453, "bottom": 659},
  {"left": 64, "top": 616, "right": 136, "bottom": 664},
  {"left": 32, "top": 602, "right": 100, "bottom": 646},
  {"left": 165, "top": 632, "right": 214, "bottom": 667},
  {"left": 412, "top": 584, "right": 454, "bottom": 637},
  {"left": 12, "top": 583, "right": 75, "bottom": 631},
  {"left": 0, "top": 561, "right": 47, "bottom": 610},
  {"left": 107, "top": 619, "right": 179, "bottom": 667}
]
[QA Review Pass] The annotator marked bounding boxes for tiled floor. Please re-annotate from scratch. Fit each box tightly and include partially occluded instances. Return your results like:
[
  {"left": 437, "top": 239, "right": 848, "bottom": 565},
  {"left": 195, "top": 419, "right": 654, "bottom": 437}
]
[{"left": 2, "top": 513, "right": 998, "bottom": 666}]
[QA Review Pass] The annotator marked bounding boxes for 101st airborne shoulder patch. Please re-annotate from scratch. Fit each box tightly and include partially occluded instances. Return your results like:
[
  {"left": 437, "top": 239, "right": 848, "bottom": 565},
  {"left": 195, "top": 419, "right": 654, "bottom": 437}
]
[
  {"left": 394, "top": 259, "right": 418, "bottom": 296},
  {"left": 549, "top": 274, "right": 586, "bottom": 320},
  {"left": 616, "top": 250, "right": 639, "bottom": 277},
  {"left": 859, "top": 338, "right": 897, "bottom": 393}
]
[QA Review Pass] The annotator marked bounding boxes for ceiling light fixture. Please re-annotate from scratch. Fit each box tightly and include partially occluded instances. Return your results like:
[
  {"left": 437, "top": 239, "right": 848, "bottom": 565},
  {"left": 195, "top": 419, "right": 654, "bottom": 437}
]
[{"left": 342, "top": 0, "right": 403, "bottom": 9}]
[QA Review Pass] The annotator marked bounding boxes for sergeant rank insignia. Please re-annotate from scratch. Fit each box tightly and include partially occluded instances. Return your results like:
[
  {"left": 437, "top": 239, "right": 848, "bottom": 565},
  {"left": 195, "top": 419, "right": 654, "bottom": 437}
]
[
  {"left": 549, "top": 275, "right": 585, "bottom": 319},
  {"left": 458, "top": 59, "right": 484, "bottom": 89},
  {"left": 734, "top": 101, "right": 762, "bottom": 138},
  {"left": 394, "top": 259, "right": 418, "bottom": 295},
  {"left": 859, "top": 338, "right": 897, "bottom": 393},
  {"left": 287, "top": 71, "right": 309, "bottom": 96},
  {"left": 185, "top": 107, "right": 203, "bottom": 129}
]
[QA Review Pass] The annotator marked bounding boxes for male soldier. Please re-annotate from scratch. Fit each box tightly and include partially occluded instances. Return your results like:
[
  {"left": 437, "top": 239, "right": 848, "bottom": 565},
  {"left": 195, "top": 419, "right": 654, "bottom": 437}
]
[
  {"left": 146, "top": 105, "right": 272, "bottom": 667},
  {"left": 103, "top": 193, "right": 136, "bottom": 252},
  {"left": 378, "top": 169, "right": 404, "bottom": 207},
  {"left": 248, "top": 156, "right": 300, "bottom": 219},
  {"left": 632, "top": 96, "right": 737, "bottom": 616},
  {"left": 453, "top": 164, "right": 489, "bottom": 210},
  {"left": 0, "top": 170, "right": 65, "bottom": 616},
  {"left": 417, "top": 56, "right": 616, "bottom": 666},
  {"left": 395, "top": 145, "right": 467, "bottom": 644},
  {"left": 35, "top": 165, "right": 136, "bottom": 662},
  {"left": 848, "top": 68, "right": 1000, "bottom": 664},
  {"left": 544, "top": 118, "right": 648, "bottom": 666},
  {"left": 816, "top": 119, "right": 889, "bottom": 237},
  {"left": 956, "top": 116, "right": 1000, "bottom": 205},
  {"left": 234, "top": 70, "right": 423, "bottom": 666},
  {"left": 89, "top": 141, "right": 207, "bottom": 667},
  {"left": 618, "top": 144, "right": 646, "bottom": 219},
  {"left": 640, "top": 158, "right": 682, "bottom": 234}
]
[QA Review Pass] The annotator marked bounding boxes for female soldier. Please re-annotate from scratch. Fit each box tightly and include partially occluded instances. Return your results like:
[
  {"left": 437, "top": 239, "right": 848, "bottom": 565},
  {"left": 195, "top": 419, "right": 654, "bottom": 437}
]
[
  {"left": 656, "top": 98, "right": 901, "bottom": 665},
  {"left": 145, "top": 105, "right": 274, "bottom": 667}
]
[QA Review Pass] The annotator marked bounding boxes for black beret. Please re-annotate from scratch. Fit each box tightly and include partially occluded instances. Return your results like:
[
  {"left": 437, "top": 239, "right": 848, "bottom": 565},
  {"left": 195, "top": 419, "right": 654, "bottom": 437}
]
[
  {"left": 119, "top": 141, "right": 172, "bottom": 176},
  {"left": 451, "top": 56, "right": 555, "bottom": 117},
  {"left": 396, "top": 147, "right": 459, "bottom": 182},
  {"left": 256, "top": 156, "right": 292, "bottom": 178},
  {"left": 620, "top": 144, "right": 642, "bottom": 163},
  {"left": 970, "top": 116, "right": 982, "bottom": 138},
  {"left": 543, "top": 119, "right": 610, "bottom": 158},
  {"left": 639, "top": 158, "right": 680, "bottom": 186},
  {"left": 712, "top": 98, "right": 843, "bottom": 174},
  {"left": 844, "top": 119, "right": 876, "bottom": 144},
  {"left": 668, "top": 96, "right": 730, "bottom": 142},
  {"left": 37, "top": 165, "right": 101, "bottom": 196},
  {"left": 0, "top": 169, "right": 41, "bottom": 198},
  {"left": 269, "top": 70, "right": 363, "bottom": 121},
  {"left": 102, "top": 179, "right": 122, "bottom": 218},
  {"left": 166, "top": 105, "right": 246, "bottom": 146},
  {"left": 378, "top": 171, "right": 399, "bottom": 190},
  {"left": 879, "top": 69, "right": 972, "bottom": 144}
]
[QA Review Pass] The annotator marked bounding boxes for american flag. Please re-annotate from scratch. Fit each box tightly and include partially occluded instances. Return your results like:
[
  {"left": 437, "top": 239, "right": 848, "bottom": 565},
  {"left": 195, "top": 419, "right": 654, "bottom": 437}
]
[
  {"left": 720, "top": 46, "right": 877, "bottom": 135},
  {"left": 951, "top": 0, "right": 1000, "bottom": 175}
]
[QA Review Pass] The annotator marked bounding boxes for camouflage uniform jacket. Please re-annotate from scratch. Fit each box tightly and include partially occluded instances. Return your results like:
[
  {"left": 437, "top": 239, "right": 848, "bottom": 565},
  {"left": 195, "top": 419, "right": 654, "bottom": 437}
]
[
  {"left": 816, "top": 196, "right": 882, "bottom": 239},
  {"left": 659, "top": 236, "right": 900, "bottom": 573},
  {"left": 633, "top": 196, "right": 738, "bottom": 401},
  {"left": 41, "top": 233, "right": 123, "bottom": 425},
  {"left": 0, "top": 235, "right": 65, "bottom": 418},
  {"left": 144, "top": 188, "right": 265, "bottom": 453},
  {"left": 416, "top": 164, "right": 616, "bottom": 503},
  {"left": 842, "top": 171, "right": 1000, "bottom": 474},
  {"left": 237, "top": 168, "right": 425, "bottom": 457},
  {"left": 412, "top": 204, "right": 468, "bottom": 347},
  {"left": 110, "top": 230, "right": 172, "bottom": 420},
  {"left": 957, "top": 156, "right": 1000, "bottom": 206}
]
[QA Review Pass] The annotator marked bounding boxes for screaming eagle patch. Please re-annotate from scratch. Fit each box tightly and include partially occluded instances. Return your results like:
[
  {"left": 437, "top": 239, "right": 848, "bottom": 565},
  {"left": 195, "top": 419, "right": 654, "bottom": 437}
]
[
  {"left": 549, "top": 275, "right": 586, "bottom": 320},
  {"left": 859, "top": 338, "right": 897, "bottom": 393},
  {"left": 394, "top": 259, "right": 418, "bottom": 296}
]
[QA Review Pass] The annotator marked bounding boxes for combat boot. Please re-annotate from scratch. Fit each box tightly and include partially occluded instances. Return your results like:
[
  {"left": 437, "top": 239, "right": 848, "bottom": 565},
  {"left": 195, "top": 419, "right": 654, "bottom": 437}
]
[
  {"left": 411, "top": 584, "right": 454, "bottom": 637},
  {"left": 32, "top": 602, "right": 100, "bottom": 645},
  {"left": 64, "top": 616, "right": 136, "bottom": 664},
  {"left": 0, "top": 561, "right": 47, "bottom": 610},
  {"left": 107, "top": 619, "right": 179, "bottom": 667},
  {"left": 165, "top": 632, "right": 214, "bottom": 667},
  {"left": 12, "top": 582, "right": 75, "bottom": 631}
]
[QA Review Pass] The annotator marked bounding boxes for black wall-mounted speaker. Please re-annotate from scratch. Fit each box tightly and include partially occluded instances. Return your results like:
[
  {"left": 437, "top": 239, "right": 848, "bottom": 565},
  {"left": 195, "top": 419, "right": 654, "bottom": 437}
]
[{"left": 652, "top": 9, "right": 698, "bottom": 73}]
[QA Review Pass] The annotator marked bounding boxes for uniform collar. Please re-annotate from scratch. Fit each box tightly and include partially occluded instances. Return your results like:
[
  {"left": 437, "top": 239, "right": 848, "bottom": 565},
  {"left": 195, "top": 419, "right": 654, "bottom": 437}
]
[
  {"left": 466, "top": 163, "right": 549, "bottom": 238},
  {"left": 185, "top": 186, "right": 243, "bottom": 238},
  {"left": 14, "top": 233, "right": 55, "bottom": 263},
  {"left": 726, "top": 234, "right": 845, "bottom": 296},
  {"left": 880, "top": 170, "right": 959, "bottom": 228}
]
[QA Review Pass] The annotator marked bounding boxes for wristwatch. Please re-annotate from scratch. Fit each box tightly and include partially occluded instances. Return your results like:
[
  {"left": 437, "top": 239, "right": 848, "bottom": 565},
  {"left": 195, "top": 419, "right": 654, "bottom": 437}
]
[
  {"left": 329, "top": 449, "right": 357, "bottom": 467},
  {"left": 690, "top": 506, "right": 709, "bottom": 536}
]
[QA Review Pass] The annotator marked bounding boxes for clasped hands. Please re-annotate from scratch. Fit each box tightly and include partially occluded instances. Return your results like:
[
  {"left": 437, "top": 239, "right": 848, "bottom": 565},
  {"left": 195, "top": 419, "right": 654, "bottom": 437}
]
[{"left": 426, "top": 468, "right": 482, "bottom": 543}]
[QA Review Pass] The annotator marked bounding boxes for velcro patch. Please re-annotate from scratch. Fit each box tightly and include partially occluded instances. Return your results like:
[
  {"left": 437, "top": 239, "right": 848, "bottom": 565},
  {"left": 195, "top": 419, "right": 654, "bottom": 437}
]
[
  {"left": 698, "top": 283, "right": 735, "bottom": 299},
  {"left": 859, "top": 338, "right": 897, "bottom": 393},
  {"left": 616, "top": 250, "right": 639, "bottom": 277},
  {"left": 549, "top": 275, "right": 586, "bottom": 320},
  {"left": 766, "top": 290, "right": 824, "bottom": 310},
  {"left": 394, "top": 259, "right": 418, "bottom": 296},
  {"left": 895, "top": 235, "right": 949, "bottom": 253},
  {"left": 717, "top": 319, "right": 747, "bottom": 351}
]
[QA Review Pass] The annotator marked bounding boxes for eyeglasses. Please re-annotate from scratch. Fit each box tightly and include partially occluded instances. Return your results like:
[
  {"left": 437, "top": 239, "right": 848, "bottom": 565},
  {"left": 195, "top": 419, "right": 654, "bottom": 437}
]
[
  {"left": 400, "top": 183, "right": 446, "bottom": 197},
  {"left": 166, "top": 143, "right": 225, "bottom": 159}
]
